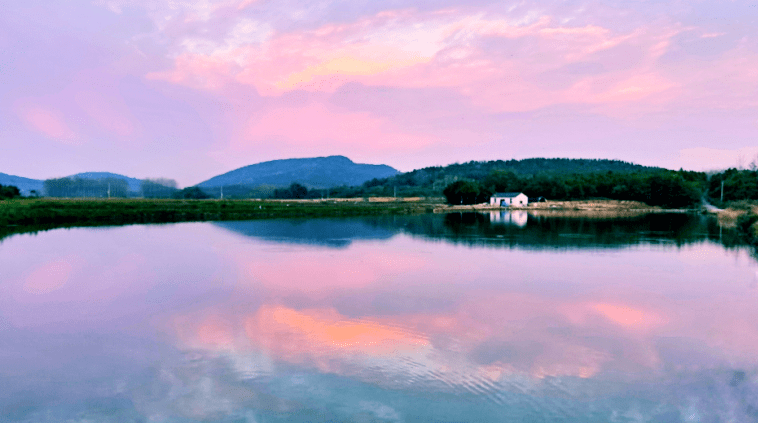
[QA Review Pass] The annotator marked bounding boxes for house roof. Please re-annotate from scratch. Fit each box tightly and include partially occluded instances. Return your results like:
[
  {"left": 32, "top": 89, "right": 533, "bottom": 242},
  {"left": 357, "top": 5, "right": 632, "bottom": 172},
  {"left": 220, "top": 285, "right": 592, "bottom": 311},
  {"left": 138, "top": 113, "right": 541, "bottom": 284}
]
[{"left": 492, "top": 192, "right": 525, "bottom": 198}]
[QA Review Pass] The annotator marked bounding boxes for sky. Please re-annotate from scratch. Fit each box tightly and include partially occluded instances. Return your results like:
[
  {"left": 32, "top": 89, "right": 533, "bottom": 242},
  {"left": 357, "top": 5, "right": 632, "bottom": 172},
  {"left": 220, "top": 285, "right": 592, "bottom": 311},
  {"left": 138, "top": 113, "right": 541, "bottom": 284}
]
[{"left": 1, "top": 0, "right": 757, "bottom": 187}]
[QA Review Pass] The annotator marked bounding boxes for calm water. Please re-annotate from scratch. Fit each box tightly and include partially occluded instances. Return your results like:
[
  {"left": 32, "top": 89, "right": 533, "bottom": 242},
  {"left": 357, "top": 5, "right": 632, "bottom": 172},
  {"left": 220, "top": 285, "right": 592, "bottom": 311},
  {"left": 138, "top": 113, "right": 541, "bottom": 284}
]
[{"left": 2, "top": 212, "right": 757, "bottom": 422}]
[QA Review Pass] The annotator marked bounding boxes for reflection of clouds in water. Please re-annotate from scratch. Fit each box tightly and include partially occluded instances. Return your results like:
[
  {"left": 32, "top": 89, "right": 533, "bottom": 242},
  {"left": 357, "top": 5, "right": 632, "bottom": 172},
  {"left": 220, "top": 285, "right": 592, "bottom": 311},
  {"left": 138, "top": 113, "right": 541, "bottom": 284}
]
[
  {"left": 127, "top": 350, "right": 410, "bottom": 422},
  {"left": 677, "top": 244, "right": 758, "bottom": 274},
  {"left": 233, "top": 248, "right": 428, "bottom": 295},
  {"left": 163, "top": 289, "right": 758, "bottom": 420},
  {"left": 22, "top": 259, "right": 74, "bottom": 295},
  {"left": 5, "top": 219, "right": 758, "bottom": 421},
  {"left": 171, "top": 301, "right": 664, "bottom": 400},
  {"left": 125, "top": 347, "right": 758, "bottom": 422},
  {"left": 591, "top": 303, "right": 665, "bottom": 331},
  {"left": 177, "top": 294, "right": 671, "bottom": 383},
  {"left": 129, "top": 353, "right": 279, "bottom": 422}
]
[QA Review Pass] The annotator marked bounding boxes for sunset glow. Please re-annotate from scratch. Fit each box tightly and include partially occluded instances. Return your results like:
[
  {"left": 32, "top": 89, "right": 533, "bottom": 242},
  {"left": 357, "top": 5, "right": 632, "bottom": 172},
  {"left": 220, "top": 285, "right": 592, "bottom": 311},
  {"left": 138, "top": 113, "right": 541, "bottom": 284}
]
[{"left": 1, "top": 1, "right": 756, "bottom": 183}]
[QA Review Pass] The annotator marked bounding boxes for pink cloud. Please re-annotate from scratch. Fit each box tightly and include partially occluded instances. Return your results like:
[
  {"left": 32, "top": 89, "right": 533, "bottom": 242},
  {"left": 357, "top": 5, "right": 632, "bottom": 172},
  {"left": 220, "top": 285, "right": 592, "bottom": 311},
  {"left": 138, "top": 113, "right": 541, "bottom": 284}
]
[
  {"left": 19, "top": 105, "right": 80, "bottom": 144},
  {"left": 232, "top": 103, "right": 435, "bottom": 152},
  {"left": 73, "top": 90, "right": 136, "bottom": 137},
  {"left": 149, "top": 8, "right": 690, "bottom": 116},
  {"left": 147, "top": 53, "right": 239, "bottom": 91}
]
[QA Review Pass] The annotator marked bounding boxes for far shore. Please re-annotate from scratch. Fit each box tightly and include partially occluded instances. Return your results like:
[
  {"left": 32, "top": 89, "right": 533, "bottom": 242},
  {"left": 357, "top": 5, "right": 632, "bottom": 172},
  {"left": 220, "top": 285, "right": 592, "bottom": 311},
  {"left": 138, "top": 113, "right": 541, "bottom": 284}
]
[
  {"left": 0, "top": 197, "right": 706, "bottom": 240},
  {"left": 436, "top": 199, "right": 693, "bottom": 215}
]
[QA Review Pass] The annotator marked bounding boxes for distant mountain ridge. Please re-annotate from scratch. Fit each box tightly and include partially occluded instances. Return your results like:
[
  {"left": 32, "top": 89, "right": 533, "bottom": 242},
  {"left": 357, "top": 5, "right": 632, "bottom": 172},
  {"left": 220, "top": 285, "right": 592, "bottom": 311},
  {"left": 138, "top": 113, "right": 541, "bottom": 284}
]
[
  {"left": 0, "top": 173, "right": 43, "bottom": 195},
  {"left": 2, "top": 157, "right": 665, "bottom": 198},
  {"left": 0, "top": 172, "right": 143, "bottom": 196},
  {"left": 197, "top": 155, "right": 399, "bottom": 189}
]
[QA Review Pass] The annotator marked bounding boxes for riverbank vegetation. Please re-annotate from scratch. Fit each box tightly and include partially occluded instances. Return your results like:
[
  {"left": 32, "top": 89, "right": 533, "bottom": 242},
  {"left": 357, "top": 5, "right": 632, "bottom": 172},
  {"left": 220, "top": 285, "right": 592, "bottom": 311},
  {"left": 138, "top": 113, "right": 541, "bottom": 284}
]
[
  {"left": 5, "top": 158, "right": 716, "bottom": 209},
  {"left": 697, "top": 168, "right": 758, "bottom": 244},
  {"left": 707, "top": 168, "right": 758, "bottom": 206},
  {"left": 441, "top": 169, "right": 705, "bottom": 208},
  {"left": 0, "top": 184, "right": 21, "bottom": 200},
  {"left": 0, "top": 198, "right": 439, "bottom": 240}
]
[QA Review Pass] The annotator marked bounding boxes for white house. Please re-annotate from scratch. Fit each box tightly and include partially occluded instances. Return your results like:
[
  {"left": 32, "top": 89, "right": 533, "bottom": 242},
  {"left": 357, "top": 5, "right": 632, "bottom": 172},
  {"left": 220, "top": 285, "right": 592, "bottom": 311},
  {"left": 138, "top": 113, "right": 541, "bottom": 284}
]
[{"left": 490, "top": 192, "right": 528, "bottom": 207}]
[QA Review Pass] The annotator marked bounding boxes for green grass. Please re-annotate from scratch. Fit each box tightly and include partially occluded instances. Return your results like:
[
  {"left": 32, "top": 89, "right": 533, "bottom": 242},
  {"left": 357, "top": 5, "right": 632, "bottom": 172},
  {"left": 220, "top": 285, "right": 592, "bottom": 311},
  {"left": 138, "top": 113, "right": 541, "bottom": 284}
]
[{"left": 0, "top": 198, "right": 438, "bottom": 240}]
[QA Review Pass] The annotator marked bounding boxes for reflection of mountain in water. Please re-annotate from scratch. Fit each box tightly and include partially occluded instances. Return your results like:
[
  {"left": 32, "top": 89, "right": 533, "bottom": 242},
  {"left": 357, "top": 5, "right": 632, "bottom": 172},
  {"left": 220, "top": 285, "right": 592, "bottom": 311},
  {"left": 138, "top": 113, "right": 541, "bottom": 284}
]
[
  {"left": 377, "top": 212, "right": 745, "bottom": 250},
  {"left": 213, "top": 218, "right": 398, "bottom": 248},
  {"left": 214, "top": 213, "right": 745, "bottom": 251}
]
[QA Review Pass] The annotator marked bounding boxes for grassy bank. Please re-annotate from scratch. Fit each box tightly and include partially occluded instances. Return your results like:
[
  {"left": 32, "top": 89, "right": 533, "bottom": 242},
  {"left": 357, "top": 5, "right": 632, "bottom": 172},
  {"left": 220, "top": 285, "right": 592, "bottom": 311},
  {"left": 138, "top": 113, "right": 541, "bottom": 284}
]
[
  {"left": 704, "top": 200, "right": 758, "bottom": 243},
  {"left": 0, "top": 198, "right": 439, "bottom": 240},
  {"left": 1, "top": 197, "right": 700, "bottom": 241}
]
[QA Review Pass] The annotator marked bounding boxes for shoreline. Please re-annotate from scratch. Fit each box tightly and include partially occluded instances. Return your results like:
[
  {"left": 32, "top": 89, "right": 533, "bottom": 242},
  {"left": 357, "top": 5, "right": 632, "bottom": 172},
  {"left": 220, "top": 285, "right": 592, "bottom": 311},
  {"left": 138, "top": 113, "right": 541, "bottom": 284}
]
[
  {"left": 0, "top": 198, "right": 701, "bottom": 240},
  {"left": 435, "top": 200, "right": 693, "bottom": 215},
  {"left": 0, "top": 198, "right": 438, "bottom": 240}
]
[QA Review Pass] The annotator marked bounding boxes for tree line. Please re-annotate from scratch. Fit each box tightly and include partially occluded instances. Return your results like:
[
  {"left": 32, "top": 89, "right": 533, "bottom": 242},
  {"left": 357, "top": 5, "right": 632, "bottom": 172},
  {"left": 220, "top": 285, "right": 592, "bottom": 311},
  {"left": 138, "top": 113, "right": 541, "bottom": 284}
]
[
  {"left": 442, "top": 169, "right": 706, "bottom": 208},
  {"left": 30, "top": 158, "right": 758, "bottom": 209},
  {"left": 707, "top": 168, "right": 758, "bottom": 205},
  {"left": 0, "top": 184, "right": 21, "bottom": 200},
  {"left": 43, "top": 177, "right": 130, "bottom": 198}
]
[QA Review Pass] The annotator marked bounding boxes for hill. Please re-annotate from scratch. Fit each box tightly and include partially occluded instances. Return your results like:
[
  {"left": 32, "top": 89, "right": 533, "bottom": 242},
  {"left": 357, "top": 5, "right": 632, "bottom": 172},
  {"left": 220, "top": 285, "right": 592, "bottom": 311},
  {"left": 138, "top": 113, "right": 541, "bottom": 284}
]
[
  {"left": 0, "top": 173, "right": 43, "bottom": 196},
  {"left": 329, "top": 158, "right": 670, "bottom": 199},
  {"left": 197, "top": 156, "right": 399, "bottom": 189},
  {"left": 395, "top": 158, "right": 661, "bottom": 185}
]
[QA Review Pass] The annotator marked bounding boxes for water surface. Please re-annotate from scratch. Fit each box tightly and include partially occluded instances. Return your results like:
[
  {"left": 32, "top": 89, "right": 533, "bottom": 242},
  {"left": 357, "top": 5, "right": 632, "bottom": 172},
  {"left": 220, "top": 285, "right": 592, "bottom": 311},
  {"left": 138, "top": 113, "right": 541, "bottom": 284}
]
[{"left": 1, "top": 213, "right": 757, "bottom": 422}]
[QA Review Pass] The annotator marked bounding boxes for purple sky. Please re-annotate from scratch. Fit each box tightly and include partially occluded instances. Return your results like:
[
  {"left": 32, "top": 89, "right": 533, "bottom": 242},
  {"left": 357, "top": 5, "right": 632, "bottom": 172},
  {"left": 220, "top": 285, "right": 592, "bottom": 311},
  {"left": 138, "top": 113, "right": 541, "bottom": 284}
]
[{"left": 2, "top": 0, "right": 757, "bottom": 186}]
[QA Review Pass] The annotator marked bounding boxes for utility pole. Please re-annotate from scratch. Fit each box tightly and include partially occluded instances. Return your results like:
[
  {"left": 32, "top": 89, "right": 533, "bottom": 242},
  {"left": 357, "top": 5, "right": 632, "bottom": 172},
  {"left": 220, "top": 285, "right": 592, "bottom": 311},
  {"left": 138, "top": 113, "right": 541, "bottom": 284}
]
[
  {"left": 721, "top": 180, "right": 724, "bottom": 202},
  {"left": 394, "top": 186, "right": 396, "bottom": 198},
  {"left": 107, "top": 183, "right": 111, "bottom": 199},
  {"left": 220, "top": 186, "right": 224, "bottom": 200}
]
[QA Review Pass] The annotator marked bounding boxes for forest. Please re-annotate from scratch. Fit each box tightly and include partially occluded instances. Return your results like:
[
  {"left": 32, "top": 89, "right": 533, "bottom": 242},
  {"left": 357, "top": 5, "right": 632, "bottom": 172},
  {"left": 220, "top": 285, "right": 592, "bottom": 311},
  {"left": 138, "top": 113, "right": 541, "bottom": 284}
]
[
  {"left": 21, "top": 159, "right": 758, "bottom": 209},
  {"left": 707, "top": 168, "right": 758, "bottom": 205},
  {"left": 441, "top": 169, "right": 706, "bottom": 208},
  {"left": 43, "top": 177, "right": 129, "bottom": 198}
]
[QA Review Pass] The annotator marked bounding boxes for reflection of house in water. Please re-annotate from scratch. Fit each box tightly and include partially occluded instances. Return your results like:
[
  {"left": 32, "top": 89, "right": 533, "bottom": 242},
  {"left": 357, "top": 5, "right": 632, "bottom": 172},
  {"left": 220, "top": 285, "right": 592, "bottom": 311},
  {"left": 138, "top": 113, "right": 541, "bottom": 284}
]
[
  {"left": 490, "top": 192, "right": 528, "bottom": 207},
  {"left": 489, "top": 210, "right": 528, "bottom": 227}
]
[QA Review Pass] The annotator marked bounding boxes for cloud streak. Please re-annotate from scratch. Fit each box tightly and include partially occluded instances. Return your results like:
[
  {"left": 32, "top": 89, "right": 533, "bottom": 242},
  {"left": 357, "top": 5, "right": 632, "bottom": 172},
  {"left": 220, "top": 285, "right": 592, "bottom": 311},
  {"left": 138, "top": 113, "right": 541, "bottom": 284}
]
[{"left": 1, "top": 0, "right": 757, "bottom": 183}]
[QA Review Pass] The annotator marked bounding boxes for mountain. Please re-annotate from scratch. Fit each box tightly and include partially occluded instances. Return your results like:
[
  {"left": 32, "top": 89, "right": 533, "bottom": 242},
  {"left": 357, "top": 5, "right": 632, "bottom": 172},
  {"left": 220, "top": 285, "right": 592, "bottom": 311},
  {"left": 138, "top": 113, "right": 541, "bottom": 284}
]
[
  {"left": 0, "top": 173, "right": 43, "bottom": 196},
  {"left": 67, "top": 172, "right": 143, "bottom": 192},
  {"left": 197, "top": 156, "right": 399, "bottom": 189}
]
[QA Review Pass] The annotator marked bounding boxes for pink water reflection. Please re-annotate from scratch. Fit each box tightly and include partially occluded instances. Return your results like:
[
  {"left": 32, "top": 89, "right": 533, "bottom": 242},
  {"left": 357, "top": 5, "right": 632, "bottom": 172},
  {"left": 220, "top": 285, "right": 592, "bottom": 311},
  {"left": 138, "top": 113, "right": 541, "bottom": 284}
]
[{"left": 2, "top": 219, "right": 758, "bottom": 390}]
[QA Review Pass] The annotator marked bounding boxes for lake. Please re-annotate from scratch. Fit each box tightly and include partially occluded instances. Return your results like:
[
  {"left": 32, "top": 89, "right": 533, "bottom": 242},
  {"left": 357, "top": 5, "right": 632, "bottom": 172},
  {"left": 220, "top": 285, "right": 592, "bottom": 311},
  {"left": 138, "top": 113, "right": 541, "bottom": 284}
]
[{"left": 1, "top": 212, "right": 757, "bottom": 422}]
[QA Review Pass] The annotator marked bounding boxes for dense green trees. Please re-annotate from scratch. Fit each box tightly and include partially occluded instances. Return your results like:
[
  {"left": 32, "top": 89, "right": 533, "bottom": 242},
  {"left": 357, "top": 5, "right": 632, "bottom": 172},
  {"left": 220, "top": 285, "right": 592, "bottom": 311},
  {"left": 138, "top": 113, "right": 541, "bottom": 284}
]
[
  {"left": 141, "top": 178, "right": 178, "bottom": 198},
  {"left": 443, "top": 180, "right": 490, "bottom": 205},
  {"left": 173, "top": 187, "right": 210, "bottom": 199},
  {"left": 272, "top": 182, "right": 313, "bottom": 199},
  {"left": 273, "top": 182, "right": 309, "bottom": 199},
  {"left": 43, "top": 177, "right": 128, "bottom": 198},
  {"left": 0, "top": 184, "right": 21, "bottom": 200},
  {"left": 31, "top": 158, "right": 709, "bottom": 208},
  {"left": 707, "top": 169, "right": 758, "bottom": 203},
  {"left": 442, "top": 170, "right": 704, "bottom": 208}
]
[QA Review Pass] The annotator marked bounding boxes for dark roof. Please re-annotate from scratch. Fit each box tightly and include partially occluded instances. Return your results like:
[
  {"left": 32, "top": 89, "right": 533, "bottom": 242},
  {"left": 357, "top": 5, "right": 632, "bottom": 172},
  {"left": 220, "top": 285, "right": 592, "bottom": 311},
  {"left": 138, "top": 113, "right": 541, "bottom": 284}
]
[{"left": 492, "top": 192, "right": 525, "bottom": 198}]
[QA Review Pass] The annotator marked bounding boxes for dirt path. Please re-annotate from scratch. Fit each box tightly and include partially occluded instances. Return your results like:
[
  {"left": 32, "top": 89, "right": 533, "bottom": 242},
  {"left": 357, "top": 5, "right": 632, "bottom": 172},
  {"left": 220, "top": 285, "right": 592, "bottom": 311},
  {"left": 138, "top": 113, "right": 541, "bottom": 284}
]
[{"left": 702, "top": 197, "right": 724, "bottom": 212}]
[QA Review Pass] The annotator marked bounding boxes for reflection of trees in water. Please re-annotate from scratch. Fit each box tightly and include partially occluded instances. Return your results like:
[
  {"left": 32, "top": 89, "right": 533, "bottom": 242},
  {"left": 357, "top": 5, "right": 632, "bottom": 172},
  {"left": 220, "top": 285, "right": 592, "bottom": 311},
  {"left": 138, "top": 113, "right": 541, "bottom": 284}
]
[
  {"left": 2, "top": 212, "right": 750, "bottom": 255},
  {"left": 365, "top": 212, "right": 748, "bottom": 251},
  {"left": 213, "top": 218, "right": 397, "bottom": 248}
]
